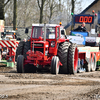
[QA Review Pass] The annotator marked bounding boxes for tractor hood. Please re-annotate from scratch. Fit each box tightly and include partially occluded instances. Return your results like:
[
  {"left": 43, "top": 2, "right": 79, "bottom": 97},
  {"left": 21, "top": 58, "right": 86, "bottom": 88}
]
[{"left": 33, "top": 41, "right": 49, "bottom": 48}]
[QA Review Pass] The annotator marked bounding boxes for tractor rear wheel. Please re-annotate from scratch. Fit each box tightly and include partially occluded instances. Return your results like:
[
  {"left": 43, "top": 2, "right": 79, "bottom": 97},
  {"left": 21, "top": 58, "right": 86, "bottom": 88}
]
[
  {"left": 57, "top": 42, "right": 70, "bottom": 74},
  {"left": 15, "top": 41, "right": 25, "bottom": 61},
  {"left": 68, "top": 43, "right": 78, "bottom": 74},
  {"left": 23, "top": 41, "right": 31, "bottom": 59},
  {"left": 17, "top": 55, "right": 24, "bottom": 73},
  {"left": 91, "top": 54, "right": 96, "bottom": 71},
  {"left": 51, "top": 56, "right": 60, "bottom": 74},
  {"left": 83, "top": 58, "right": 91, "bottom": 72},
  {"left": 84, "top": 59, "right": 91, "bottom": 72}
]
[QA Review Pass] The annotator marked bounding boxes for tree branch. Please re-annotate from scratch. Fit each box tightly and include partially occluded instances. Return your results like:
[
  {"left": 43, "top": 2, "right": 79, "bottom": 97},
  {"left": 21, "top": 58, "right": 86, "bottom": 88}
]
[
  {"left": 4, "top": 0, "right": 10, "bottom": 7},
  {"left": 74, "top": 0, "right": 77, "bottom": 2},
  {"left": 37, "top": 0, "right": 41, "bottom": 9}
]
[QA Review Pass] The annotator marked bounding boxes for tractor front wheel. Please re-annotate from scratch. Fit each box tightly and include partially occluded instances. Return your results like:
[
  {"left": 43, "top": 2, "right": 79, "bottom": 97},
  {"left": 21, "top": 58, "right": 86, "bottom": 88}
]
[
  {"left": 17, "top": 55, "right": 24, "bottom": 73},
  {"left": 51, "top": 56, "right": 60, "bottom": 74}
]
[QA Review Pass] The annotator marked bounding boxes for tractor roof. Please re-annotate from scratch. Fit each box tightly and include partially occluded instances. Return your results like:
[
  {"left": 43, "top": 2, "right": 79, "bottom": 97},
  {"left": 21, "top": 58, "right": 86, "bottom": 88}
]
[{"left": 32, "top": 24, "right": 60, "bottom": 27}]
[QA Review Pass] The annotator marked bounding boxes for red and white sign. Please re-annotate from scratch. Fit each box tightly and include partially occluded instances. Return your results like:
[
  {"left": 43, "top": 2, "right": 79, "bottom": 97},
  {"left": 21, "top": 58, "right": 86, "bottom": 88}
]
[
  {"left": 16, "top": 41, "right": 19, "bottom": 47},
  {"left": 0, "top": 40, "right": 16, "bottom": 55}
]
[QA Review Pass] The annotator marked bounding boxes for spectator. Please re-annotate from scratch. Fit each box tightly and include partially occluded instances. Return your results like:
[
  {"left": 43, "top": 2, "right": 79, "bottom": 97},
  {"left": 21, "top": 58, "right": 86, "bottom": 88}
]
[{"left": 73, "top": 22, "right": 87, "bottom": 32}]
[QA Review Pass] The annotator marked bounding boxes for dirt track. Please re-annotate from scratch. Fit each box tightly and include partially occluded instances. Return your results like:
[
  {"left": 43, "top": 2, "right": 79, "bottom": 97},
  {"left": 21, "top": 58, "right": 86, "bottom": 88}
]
[{"left": 0, "top": 66, "right": 100, "bottom": 100}]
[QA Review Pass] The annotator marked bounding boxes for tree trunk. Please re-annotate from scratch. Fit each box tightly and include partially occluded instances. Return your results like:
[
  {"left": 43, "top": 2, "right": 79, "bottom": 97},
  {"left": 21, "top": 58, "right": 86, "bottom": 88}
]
[
  {"left": 13, "top": 0, "right": 17, "bottom": 30},
  {"left": 71, "top": 0, "right": 75, "bottom": 30},
  {"left": 39, "top": 8, "right": 43, "bottom": 23},
  {"left": 71, "top": 0, "right": 75, "bottom": 14},
  {"left": 49, "top": 7, "right": 53, "bottom": 22},
  {"left": 0, "top": 0, "right": 4, "bottom": 20},
  {"left": 38, "top": 0, "right": 45, "bottom": 23}
]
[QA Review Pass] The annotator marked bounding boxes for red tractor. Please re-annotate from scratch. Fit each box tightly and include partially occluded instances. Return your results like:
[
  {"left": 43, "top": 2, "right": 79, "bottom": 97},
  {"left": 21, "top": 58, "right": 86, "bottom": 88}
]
[{"left": 16, "top": 24, "right": 78, "bottom": 74}]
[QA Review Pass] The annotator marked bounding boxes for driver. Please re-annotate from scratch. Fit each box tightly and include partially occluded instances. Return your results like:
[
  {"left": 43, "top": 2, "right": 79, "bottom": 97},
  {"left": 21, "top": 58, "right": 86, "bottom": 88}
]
[
  {"left": 73, "top": 22, "right": 87, "bottom": 32},
  {"left": 46, "top": 29, "right": 51, "bottom": 38}
]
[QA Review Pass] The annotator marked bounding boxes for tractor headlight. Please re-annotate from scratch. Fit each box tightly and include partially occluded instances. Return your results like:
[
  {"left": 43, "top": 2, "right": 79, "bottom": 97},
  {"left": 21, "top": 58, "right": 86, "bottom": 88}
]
[{"left": 51, "top": 41, "right": 55, "bottom": 47}]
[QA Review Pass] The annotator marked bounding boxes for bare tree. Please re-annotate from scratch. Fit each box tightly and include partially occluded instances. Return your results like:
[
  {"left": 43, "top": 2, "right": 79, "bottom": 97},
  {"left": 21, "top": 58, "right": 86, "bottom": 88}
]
[
  {"left": 13, "top": 0, "right": 17, "bottom": 30},
  {"left": 71, "top": 0, "right": 76, "bottom": 14},
  {"left": 0, "top": 0, "right": 10, "bottom": 20},
  {"left": 17, "top": 0, "right": 39, "bottom": 27},
  {"left": 37, "top": 0, "right": 46, "bottom": 23},
  {"left": 74, "top": 1, "right": 83, "bottom": 14},
  {"left": 4, "top": 0, "right": 83, "bottom": 27},
  {"left": 4, "top": 0, "right": 13, "bottom": 26},
  {"left": 45, "top": 0, "right": 58, "bottom": 23},
  {"left": 0, "top": 0, "right": 4, "bottom": 19},
  {"left": 71, "top": 0, "right": 83, "bottom": 29}
]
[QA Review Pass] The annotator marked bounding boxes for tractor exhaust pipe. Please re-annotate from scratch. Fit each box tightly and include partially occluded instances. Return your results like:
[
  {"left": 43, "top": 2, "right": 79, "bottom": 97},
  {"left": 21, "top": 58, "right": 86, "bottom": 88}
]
[{"left": 44, "top": 23, "right": 46, "bottom": 41}]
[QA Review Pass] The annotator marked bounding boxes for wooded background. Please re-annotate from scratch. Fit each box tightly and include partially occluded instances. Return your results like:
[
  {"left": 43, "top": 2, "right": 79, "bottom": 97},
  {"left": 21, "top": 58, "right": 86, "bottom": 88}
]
[{"left": 0, "top": 0, "right": 83, "bottom": 30}]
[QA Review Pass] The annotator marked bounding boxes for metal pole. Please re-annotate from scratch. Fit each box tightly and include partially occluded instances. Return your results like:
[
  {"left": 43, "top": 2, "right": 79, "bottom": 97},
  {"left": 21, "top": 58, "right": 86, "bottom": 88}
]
[
  {"left": 59, "top": 0, "right": 61, "bottom": 22},
  {"left": 44, "top": 23, "right": 46, "bottom": 41},
  {"left": 0, "top": 32, "right": 1, "bottom": 40}
]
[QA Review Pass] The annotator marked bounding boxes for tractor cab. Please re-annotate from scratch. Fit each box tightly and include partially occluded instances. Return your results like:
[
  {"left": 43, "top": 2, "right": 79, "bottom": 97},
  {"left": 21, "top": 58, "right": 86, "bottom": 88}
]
[
  {"left": 31, "top": 24, "right": 65, "bottom": 40},
  {"left": 26, "top": 24, "right": 66, "bottom": 56},
  {"left": 32, "top": 25, "right": 56, "bottom": 39},
  {"left": 1, "top": 30, "right": 17, "bottom": 40},
  {"left": 1, "top": 29, "right": 21, "bottom": 40}
]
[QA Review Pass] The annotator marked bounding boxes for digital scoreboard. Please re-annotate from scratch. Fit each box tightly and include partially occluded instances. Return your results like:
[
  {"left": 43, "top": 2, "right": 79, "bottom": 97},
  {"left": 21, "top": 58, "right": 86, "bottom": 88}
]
[{"left": 74, "top": 15, "right": 94, "bottom": 24}]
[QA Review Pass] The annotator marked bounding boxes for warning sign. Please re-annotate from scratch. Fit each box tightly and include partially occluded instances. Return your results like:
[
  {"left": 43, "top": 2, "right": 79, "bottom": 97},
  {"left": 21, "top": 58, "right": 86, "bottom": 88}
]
[{"left": 0, "top": 20, "right": 4, "bottom": 32}]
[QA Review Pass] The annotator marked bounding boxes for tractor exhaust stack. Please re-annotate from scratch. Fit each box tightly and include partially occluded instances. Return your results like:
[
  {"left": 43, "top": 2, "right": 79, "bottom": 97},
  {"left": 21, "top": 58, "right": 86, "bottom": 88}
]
[{"left": 44, "top": 23, "right": 46, "bottom": 41}]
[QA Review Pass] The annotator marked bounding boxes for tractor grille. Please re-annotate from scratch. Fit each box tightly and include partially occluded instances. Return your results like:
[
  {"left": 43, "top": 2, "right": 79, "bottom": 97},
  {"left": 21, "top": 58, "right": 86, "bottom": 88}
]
[
  {"left": 33, "top": 43, "right": 44, "bottom": 53},
  {"left": 34, "top": 48, "right": 44, "bottom": 53},
  {"left": 34, "top": 43, "right": 43, "bottom": 47}
]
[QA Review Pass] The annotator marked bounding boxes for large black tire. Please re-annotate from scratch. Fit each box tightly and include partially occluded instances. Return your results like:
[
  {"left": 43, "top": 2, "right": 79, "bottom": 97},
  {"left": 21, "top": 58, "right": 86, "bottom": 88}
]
[
  {"left": 24, "top": 64, "right": 37, "bottom": 73},
  {"left": 67, "top": 43, "right": 78, "bottom": 74},
  {"left": 23, "top": 41, "right": 37, "bottom": 73},
  {"left": 23, "top": 41, "right": 31, "bottom": 59},
  {"left": 51, "top": 56, "right": 59, "bottom": 74},
  {"left": 15, "top": 41, "right": 25, "bottom": 61},
  {"left": 91, "top": 54, "right": 96, "bottom": 71},
  {"left": 17, "top": 55, "right": 24, "bottom": 73},
  {"left": 57, "top": 42, "right": 70, "bottom": 74}
]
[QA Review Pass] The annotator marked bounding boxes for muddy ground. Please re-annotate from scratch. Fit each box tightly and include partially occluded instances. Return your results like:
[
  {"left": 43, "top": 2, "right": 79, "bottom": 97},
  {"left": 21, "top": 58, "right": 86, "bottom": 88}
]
[{"left": 0, "top": 66, "right": 100, "bottom": 100}]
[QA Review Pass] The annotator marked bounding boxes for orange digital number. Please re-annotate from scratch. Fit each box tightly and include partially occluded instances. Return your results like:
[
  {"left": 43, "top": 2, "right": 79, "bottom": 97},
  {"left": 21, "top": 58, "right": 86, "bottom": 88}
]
[
  {"left": 88, "top": 16, "right": 92, "bottom": 23},
  {"left": 79, "top": 16, "right": 84, "bottom": 22},
  {"left": 79, "top": 16, "right": 92, "bottom": 23},
  {"left": 84, "top": 16, "right": 88, "bottom": 23}
]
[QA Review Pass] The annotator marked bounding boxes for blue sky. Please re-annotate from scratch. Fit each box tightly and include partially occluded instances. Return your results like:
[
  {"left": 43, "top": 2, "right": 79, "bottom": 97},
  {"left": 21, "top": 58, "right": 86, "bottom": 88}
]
[{"left": 82, "top": 0, "right": 95, "bottom": 10}]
